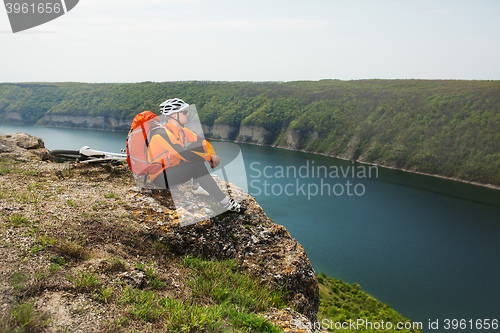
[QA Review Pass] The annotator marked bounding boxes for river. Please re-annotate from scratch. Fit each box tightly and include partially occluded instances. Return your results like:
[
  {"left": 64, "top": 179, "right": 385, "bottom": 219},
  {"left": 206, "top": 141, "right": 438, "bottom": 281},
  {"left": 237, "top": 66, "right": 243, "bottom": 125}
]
[{"left": 1, "top": 124, "right": 499, "bottom": 332}]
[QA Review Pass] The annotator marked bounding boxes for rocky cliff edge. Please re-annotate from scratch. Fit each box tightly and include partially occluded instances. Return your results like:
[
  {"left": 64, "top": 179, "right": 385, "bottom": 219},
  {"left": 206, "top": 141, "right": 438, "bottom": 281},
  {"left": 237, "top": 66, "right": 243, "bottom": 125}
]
[{"left": 0, "top": 133, "right": 321, "bottom": 332}]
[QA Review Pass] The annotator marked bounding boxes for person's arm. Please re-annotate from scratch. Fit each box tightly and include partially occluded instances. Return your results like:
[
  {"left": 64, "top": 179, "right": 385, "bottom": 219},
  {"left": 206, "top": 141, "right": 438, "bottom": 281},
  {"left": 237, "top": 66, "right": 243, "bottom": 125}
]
[
  {"left": 151, "top": 128, "right": 213, "bottom": 164},
  {"left": 186, "top": 137, "right": 219, "bottom": 166},
  {"left": 210, "top": 155, "right": 220, "bottom": 168}
]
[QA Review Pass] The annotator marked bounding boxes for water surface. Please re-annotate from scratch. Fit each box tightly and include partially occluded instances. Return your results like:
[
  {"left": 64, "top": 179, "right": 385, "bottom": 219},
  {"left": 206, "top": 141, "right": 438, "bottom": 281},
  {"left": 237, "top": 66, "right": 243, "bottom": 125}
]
[{"left": 2, "top": 124, "right": 499, "bottom": 332}]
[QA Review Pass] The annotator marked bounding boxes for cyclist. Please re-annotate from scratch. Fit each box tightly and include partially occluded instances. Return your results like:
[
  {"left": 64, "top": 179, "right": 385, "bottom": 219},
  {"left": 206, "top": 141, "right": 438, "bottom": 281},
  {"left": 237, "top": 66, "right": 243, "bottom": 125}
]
[{"left": 147, "top": 98, "right": 245, "bottom": 213}]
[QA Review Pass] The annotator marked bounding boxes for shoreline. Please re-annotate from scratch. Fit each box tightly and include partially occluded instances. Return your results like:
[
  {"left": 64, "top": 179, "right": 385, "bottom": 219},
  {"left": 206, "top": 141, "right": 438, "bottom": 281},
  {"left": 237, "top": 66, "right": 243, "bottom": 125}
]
[{"left": 227, "top": 138, "right": 500, "bottom": 192}]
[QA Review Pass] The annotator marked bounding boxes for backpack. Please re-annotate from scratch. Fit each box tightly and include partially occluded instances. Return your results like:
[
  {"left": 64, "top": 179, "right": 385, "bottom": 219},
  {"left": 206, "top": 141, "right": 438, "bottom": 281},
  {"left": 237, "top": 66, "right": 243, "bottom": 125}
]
[{"left": 126, "top": 111, "right": 163, "bottom": 176}]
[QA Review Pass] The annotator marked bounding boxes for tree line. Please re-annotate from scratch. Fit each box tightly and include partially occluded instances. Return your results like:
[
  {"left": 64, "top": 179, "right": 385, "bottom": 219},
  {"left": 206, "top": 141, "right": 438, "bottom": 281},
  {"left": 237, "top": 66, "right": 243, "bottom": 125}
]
[{"left": 0, "top": 80, "right": 499, "bottom": 186}]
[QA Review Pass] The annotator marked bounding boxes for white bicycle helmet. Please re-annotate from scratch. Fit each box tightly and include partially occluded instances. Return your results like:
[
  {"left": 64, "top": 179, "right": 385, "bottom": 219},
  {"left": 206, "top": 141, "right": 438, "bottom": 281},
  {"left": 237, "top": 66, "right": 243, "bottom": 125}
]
[{"left": 159, "top": 98, "right": 189, "bottom": 116}]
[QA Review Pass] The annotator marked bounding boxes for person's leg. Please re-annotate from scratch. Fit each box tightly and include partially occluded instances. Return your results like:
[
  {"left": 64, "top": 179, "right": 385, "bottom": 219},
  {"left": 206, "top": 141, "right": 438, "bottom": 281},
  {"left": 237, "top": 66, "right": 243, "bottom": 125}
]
[
  {"left": 151, "top": 170, "right": 169, "bottom": 189},
  {"left": 191, "top": 168, "right": 245, "bottom": 212},
  {"left": 152, "top": 162, "right": 245, "bottom": 212},
  {"left": 192, "top": 181, "right": 209, "bottom": 196},
  {"left": 152, "top": 163, "right": 200, "bottom": 189},
  {"left": 194, "top": 172, "right": 226, "bottom": 202},
  {"left": 155, "top": 163, "right": 225, "bottom": 201}
]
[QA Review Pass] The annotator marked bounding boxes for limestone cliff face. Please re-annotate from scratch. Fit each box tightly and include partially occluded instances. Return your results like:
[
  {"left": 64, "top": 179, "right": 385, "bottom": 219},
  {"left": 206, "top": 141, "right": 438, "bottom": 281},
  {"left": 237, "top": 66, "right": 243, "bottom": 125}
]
[
  {"left": 4, "top": 111, "right": 23, "bottom": 122},
  {"left": 237, "top": 126, "right": 272, "bottom": 145},
  {"left": 38, "top": 114, "right": 132, "bottom": 132},
  {"left": 201, "top": 123, "right": 321, "bottom": 152},
  {"left": 201, "top": 124, "right": 239, "bottom": 140},
  {"left": 277, "top": 129, "right": 320, "bottom": 150},
  {"left": 202, "top": 125, "right": 274, "bottom": 145},
  {"left": 337, "top": 136, "right": 361, "bottom": 161}
]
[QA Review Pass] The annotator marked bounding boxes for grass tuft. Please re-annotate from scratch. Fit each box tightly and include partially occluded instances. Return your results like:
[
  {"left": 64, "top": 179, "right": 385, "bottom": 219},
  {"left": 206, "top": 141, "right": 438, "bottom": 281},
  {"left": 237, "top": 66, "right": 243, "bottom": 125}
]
[
  {"left": 0, "top": 301, "right": 50, "bottom": 332},
  {"left": 0, "top": 159, "right": 21, "bottom": 175},
  {"left": 37, "top": 234, "right": 57, "bottom": 247},
  {"left": 51, "top": 255, "right": 66, "bottom": 266},
  {"left": 105, "top": 257, "right": 127, "bottom": 272},
  {"left": 6, "top": 214, "right": 30, "bottom": 228},
  {"left": 104, "top": 192, "right": 119, "bottom": 199},
  {"left": 58, "top": 239, "right": 89, "bottom": 260},
  {"left": 100, "top": 287, "right": 114, "bottom": 303},
  {"left": 67, "top": 270, "right": 101, "bottom": 291},
  {"left": 10, "top": 271, "right": 30, "bottom": 290}
]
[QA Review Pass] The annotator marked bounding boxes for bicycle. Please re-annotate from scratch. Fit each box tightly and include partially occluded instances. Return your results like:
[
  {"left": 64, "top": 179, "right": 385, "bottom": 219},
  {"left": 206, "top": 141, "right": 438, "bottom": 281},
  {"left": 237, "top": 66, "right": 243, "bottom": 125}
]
[{"left": 50, "top": 146, "right": 127, "bottom": 164}]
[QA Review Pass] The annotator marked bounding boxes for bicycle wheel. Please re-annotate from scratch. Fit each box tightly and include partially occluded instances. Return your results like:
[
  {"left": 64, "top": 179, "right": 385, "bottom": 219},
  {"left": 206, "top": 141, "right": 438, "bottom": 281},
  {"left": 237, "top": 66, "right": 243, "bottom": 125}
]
[{"left": 50, "top": 150, "right": 84, "bottom": 161}]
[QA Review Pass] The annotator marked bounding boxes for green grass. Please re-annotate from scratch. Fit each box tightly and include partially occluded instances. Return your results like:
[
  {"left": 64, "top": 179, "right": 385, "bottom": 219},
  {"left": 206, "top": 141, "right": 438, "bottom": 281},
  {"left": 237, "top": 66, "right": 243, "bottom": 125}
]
[
  {"left": 48, "top": 256, "right": 66, "bottom": 272},
  {"left": 119, "top": 287, "right": 282, "bottom": 333},
  {"left": 6, "top": 214, "right": 30, "bottom": 228},
  {"left": 100, "top": 287, "right": 114, "bottom": 303},
  {"left": 133, "top": 261, "right": 167, "bottom": 289},
  {"left": 58, "top": 239, "right": 89, "bottom": 260},
  {"left": 134, "top": 262, "right": 146, "bottom": 271},
  {"left": 104, "top": 192, "right": 119, "bottom": 199},
  {"left": 145, "top": 266, "right": 155, "bottom": 278},
  {"left": 37, "top": 234, "right": 57, "bottom": 247},
  {"left": 120, "top": 288, "right": 163, "bottom": 323},
  {"left": 316, "top": 273, "right": 422, "bottom": 332},
  {"left": 10, "top": 272, "right": 30, "bottom": 290},
  {"left": 66, "top": 199, "right": 77, "bottom": 207},
  {"left": 0, "top": 166, "right": 12, "bottom": 175},
  {"left": 151, "top": 276, "right": 167, "bottom": 288},
  {"left": 14, "top": 192, "right": 40, "bottom": 205},
  {"left": 29, "top": 244, "right": 44, "bottom": 254},
  {"left": 67, "top": 270, "right": 101, "bottom": 291},
  {"left": 48, "top": 262, "right": 61, "bottom": 272},
  {"left": 135, "top": 261, "right": 156, "bottom": 277},
  {"left": 51, "top": 255, "right": 66, "bottom": 266},
  {"left": 0, "top": 301, "right": 50, "bottom": 332},
  {"left": 114, "top": 257, "right": 286, "bottom": 332},
  {"left": 0, "top": 159, "right": 21, "bottom": 175},
  {"left": 105, "top": 257, "right": 127, "bottom": 272},
  {"left": 24, "top": 170, "right": 41, "bottom": 176},
  {"left": 181, "top": 256, "right": 286, "bottom": 312}
]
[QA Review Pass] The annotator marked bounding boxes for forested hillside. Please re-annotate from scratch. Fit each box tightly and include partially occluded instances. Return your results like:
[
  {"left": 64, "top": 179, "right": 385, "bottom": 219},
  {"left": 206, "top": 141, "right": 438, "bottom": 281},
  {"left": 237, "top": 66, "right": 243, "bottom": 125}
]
[{"left": 0, "top": 80, "right": 499, "bottom": 186}]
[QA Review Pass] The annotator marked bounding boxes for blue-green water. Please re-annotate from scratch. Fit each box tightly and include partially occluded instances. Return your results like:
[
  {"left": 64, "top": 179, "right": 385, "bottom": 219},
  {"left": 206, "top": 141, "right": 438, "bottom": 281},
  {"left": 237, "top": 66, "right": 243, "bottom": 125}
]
[{"left": 2, "top": 124, "right": 500, "bottom": 331}]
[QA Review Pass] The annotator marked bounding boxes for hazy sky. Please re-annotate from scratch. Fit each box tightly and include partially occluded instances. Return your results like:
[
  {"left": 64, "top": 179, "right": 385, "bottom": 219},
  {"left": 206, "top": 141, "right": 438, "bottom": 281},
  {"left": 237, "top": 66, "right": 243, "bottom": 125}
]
[{"left": 1, "top": 0, "right": 499, "bottom": 82}]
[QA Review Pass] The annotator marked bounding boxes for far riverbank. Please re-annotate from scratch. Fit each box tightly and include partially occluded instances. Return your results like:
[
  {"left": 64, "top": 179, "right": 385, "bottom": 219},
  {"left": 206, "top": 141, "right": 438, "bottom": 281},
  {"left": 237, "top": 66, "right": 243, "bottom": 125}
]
[{"left": 226, "top": 137, "right": 500, "bottom": 193}]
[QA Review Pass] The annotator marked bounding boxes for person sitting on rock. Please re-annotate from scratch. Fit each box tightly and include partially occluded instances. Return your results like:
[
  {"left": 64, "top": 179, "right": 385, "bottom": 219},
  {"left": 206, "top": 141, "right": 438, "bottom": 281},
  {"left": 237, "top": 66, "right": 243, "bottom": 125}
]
[{"left": 146, "top": 98, "right": 245, "bottom": 213}]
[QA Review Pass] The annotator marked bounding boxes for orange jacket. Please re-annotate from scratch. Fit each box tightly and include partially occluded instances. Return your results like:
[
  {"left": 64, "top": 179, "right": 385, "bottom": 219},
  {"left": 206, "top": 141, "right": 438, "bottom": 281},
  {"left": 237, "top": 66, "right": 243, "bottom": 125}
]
[{"left": 147, "top": 122, "right": 215, "bottom": 180}]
